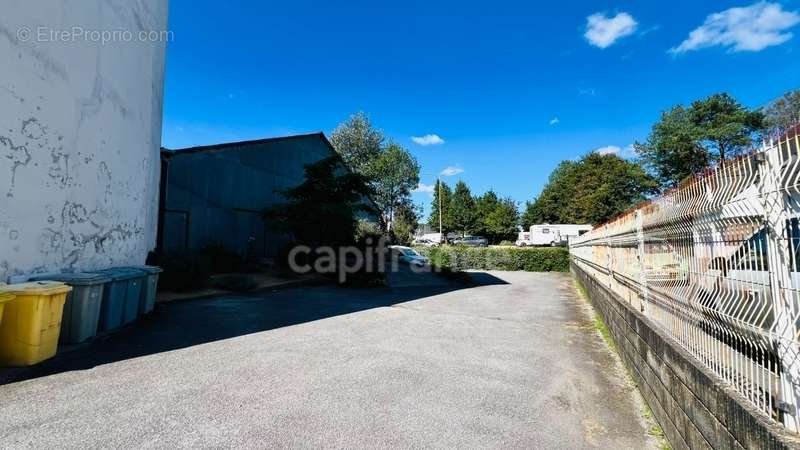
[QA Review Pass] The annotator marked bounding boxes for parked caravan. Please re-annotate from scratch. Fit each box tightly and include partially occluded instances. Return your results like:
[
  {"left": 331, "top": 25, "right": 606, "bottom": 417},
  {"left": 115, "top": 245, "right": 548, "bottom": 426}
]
[{"left": 516, "top": 224, "right": 592, "bottom": 247}]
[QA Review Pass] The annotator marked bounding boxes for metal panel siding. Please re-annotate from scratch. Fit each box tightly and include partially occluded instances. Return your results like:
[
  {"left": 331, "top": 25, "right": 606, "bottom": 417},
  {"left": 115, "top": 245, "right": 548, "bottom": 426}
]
[{"left": 162, "top": 136, "right": 335, "bottom": 257}]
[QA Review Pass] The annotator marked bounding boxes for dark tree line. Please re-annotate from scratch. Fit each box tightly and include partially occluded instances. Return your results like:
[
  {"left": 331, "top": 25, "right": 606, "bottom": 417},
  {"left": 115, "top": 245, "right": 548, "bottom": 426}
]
[
  {"left": 428, "top": 180, "right": 519, "bottom": 244},
  {"left": 634, "top": 93, "right": 765, "bottom": 188},
  {"left": 273, "top": 90, "right": 799, "bottom": 250},
  {"left": 521, "top": 153, "right": 658, "bottom": 227},
  {"left": 522, "top": 90, "right": 798, "bottom": 226}
]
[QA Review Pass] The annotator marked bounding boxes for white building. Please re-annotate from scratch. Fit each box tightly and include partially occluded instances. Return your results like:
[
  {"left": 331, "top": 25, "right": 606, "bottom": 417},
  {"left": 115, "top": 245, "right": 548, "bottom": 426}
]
[{"left": 0, "top": 1, "right": 169, "bottom": 282}]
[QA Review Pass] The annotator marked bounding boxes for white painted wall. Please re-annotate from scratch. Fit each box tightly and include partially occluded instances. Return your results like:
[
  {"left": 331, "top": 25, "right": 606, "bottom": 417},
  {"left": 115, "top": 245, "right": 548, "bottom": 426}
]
[{"left": 0, "top": 0, "right": 169, "bottom": 282}]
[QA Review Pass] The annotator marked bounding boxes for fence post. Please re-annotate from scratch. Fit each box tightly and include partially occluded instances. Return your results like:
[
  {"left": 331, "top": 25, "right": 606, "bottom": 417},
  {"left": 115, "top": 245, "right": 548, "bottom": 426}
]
[
  {"left": 759, "top": 141, "right": 800, "bottom": 431},
  {"left": 605, "top": 224, "right": 612, "bottom": 289},
  {"left": 636, "top": 210, "right": 648, "bottom": 315}
]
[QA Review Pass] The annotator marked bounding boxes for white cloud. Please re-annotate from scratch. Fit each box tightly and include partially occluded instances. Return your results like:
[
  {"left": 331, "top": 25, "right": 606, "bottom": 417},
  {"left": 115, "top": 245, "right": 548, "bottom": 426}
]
[
  {"left": 585, "top": 12, "right": 638, "bottom": 48},
  {"left": 595, "top": 145, "right": 622, "bottom": 155},
  {"left": 411, "top": 134, "right": 445, "bottom": 146},
  {"left": 549, "top": 117, "right": 560, "bottom": 125},
  {"left": 440, "top": 166, "right": 464, "bottom": 177},
  {"left": 670, "top": 2, "right": 800, "bottom": 54},
  {"left": 412, "top": 183, "right": 436, "bottom": 195},
  {"left": 623, "top": 144, "right": 637, "bottom": 157},
  {"left": 579, "top": 88, "right": 597, "bottom": 96},
  {"left": 595, "top": 144, "right": 638, "bottom": 158}
]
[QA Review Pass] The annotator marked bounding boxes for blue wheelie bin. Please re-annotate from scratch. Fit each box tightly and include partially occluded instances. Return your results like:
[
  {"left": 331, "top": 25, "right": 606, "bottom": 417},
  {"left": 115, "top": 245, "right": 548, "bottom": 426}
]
[
  {"left": 95, "top": 268, "right": 145, "bottom": 331},
  {"left": 124, "top": 265, "right": 163, "bottom": 315}
]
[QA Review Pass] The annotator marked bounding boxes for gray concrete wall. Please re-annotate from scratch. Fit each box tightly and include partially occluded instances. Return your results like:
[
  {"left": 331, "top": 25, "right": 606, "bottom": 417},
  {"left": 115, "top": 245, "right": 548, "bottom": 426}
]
[
  {"left": 572, "top": 263, "right": 800, "bottom": 450},
  {"left": 162, "top": 134, "right": 335, "bottom": 257},
  {"left": 0, "top": 0, "right": 168, "bottom": 282}
]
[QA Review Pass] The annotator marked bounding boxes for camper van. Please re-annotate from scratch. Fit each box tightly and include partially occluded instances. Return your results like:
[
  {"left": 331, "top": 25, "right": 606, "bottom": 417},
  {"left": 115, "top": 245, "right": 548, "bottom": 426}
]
[
  {"left": 516, "top": 224, "right": 592, "bottom": 247},
  {"left": 516, "top": 225, "right": 562, "bottom": 247},
  {"left": 554, "top": 224, "right": 594, "bottom": 242}
]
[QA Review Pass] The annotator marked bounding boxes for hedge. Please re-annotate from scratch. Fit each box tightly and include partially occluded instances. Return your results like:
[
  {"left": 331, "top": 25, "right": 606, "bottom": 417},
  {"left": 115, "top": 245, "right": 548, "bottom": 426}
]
[{"left": 414, "top": 246, "right": 570, "bottom": 272}]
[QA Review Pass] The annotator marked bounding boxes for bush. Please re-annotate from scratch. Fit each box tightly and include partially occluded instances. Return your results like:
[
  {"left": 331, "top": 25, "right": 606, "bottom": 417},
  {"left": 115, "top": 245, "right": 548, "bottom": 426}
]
[
  {"left": 498, "top": 240, "right": 514, "bottom": 246},
  {"left": 355, "top": 219, "right": 382, "bottom": 242},
  {"left": 415, "top": 246, "right": 569, "bottom": 272}
]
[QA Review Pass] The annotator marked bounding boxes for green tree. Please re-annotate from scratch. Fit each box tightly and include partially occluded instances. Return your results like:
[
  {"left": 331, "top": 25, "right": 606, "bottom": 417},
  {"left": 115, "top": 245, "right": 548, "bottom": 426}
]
[
  {"left": 369, "top": 143, "right": 420, "bottom": 231},
  {"left": 450, "top": 181, "right": 477, "bottom": 236},
  {"left": 521, "top": 160, "right": 579, "bottom": 227},
  {"left": 331, "top": 113, "right": 420, "bottom": 233},
  {"left": 428, "top": 180, "right": 453, "bottom": 234},
  {"left": 634, "top": 106, "right": 709, "bottom": 188},
  {"left": 483, "top": 197, "right": 519, "bottom": 243},
  {"left": 330, "top": 111, "right": 384, "bottom": 175},
  {"left": 636, "top": 93, "right": 764, "bottom": 188},
  {"left": 763, "top": 89, "right": 800, "bottom": 133},
  {"left": 520, "top": 200, "right": 537, "bottom": 230},
  {"left": 473, "top": 191, "right": 519, "bottom": 243},
  {"left": 474, "top": 190, "right": 500, "bottom": 238},
  {"left": 690, "top": 93, "right": 764, "bottom": 163},
  {"left": 265, "top": 156, "right": 378, "bottom": 247},
  {"left": 392, "top": 202, "right": 421, "bottom": 246},
  {"left": 523, "top": 153, "right": 658, "bottom": 226}
]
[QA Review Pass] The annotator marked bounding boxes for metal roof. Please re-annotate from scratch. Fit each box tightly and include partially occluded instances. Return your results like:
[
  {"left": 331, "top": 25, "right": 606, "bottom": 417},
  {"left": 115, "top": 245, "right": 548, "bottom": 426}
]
[{"left": 160, "top": 132, "right": 335, "bottom": 158}]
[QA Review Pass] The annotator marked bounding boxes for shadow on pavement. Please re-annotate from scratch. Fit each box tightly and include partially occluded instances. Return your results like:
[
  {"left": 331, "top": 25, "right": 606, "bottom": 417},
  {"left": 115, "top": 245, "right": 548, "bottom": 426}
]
[{"left": 1, "top": 271, "right": 508, "bottom": 385}]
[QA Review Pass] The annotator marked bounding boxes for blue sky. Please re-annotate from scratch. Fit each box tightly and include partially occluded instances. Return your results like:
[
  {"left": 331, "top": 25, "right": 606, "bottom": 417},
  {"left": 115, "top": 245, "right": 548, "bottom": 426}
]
[{"left": 161, "top": 0, "right": 800, "bottom": 218}]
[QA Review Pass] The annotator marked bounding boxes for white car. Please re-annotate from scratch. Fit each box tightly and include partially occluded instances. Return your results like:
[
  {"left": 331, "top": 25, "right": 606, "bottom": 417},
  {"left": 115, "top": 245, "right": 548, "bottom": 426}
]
[
  {"left": 412, "top": 238, "right": 440, "bottom": 247},
  {"left": 389, "top": 246, "right": 430, "bottom": 267}
]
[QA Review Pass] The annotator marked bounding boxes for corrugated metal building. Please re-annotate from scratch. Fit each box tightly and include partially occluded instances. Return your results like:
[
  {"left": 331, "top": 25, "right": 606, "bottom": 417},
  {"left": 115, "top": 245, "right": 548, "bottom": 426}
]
[{"left": 158, "top": 133, "right": 340, "bottom": 258}]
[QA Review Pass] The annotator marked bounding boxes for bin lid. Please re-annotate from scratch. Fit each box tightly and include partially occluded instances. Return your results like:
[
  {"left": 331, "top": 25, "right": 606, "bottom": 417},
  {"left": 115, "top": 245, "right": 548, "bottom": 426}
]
[
  {"left": 93, "top": 267, "right": 146, "bottom": 281},
  {"left": 123, "top": 265, "right": 163, "bottom": 274},
  {"left": 29, "top": 272, "right": 112, "bottom": 286},
  {"left": 0, "top": 281, "right": 72, "bottom": 296}
]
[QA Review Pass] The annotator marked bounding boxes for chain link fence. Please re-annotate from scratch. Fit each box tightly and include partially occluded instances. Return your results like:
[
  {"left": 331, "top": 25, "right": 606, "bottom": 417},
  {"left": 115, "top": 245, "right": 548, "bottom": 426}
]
[{"left": 570, "top": 125, "right": 800, "bottom": 431}]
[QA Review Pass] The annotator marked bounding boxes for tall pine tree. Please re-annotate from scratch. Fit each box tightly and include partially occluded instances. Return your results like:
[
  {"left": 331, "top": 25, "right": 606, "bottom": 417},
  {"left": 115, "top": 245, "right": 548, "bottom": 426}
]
[
  {"left": 428, "top": 180, "right": 452, "bottom": 234},
  {"left": 450, "top": 181, "right": 477, "bottom": 236}
]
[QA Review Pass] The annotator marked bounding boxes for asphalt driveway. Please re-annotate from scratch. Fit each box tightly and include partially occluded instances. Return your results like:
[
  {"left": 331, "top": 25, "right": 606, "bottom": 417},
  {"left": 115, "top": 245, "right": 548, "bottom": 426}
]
[{"left": 0, "top": 271, "right": 655, "bottom": 449}]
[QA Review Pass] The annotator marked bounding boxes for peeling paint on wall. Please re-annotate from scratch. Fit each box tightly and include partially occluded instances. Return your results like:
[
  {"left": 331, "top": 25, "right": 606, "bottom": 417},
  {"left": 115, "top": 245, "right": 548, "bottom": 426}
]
[
  {"left": 1, "top": 132, "right": 32, "bottom": 198},
  {"left": 0, "top": 0, "right": 168, "bottom": 282}
]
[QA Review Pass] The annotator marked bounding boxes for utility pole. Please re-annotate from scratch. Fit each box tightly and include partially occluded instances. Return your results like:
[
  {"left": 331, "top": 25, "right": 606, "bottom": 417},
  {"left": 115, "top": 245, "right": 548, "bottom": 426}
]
[{"left": 438, "top": 176, "right": 443, "bottom": 241}]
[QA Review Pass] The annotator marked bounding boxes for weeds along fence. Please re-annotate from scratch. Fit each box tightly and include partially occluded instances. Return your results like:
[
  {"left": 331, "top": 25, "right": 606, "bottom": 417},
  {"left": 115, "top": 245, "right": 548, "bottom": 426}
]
[{"left": 570, "top": 126, "right": 800, "bottom": 432}]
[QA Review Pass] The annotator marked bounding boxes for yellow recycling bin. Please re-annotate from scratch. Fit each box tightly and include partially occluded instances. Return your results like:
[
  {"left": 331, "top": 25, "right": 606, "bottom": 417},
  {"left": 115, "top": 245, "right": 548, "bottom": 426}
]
[
  {"left": 0, "top": 289, "right": 15, "bottom": 326},
  {"left": 0, "top": 281, "right": 72, "bottom": 366}
]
